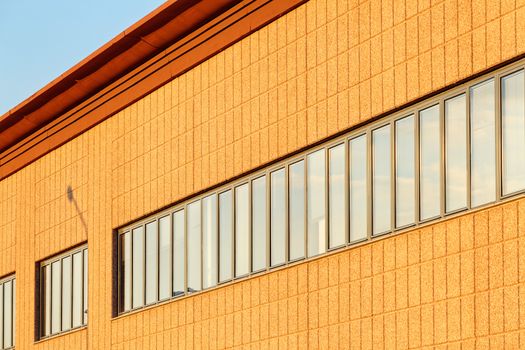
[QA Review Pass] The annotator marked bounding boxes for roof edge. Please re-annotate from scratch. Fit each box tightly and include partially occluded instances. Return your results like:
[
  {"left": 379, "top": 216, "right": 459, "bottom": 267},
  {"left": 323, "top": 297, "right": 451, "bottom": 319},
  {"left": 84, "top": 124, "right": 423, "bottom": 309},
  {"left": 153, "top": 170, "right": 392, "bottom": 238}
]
[{"left": 0, "top": 0, "right": 237, "bottom": 152}]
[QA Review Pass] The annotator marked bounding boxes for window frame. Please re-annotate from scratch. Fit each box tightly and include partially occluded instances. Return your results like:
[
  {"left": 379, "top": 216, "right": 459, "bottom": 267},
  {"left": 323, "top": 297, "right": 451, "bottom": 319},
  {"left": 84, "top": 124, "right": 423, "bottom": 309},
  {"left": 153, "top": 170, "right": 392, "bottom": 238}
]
[
  {"left": 115, "top": 60, "right": 525, "bottom": 317},
  {"left": 38, "top": 244, "right": 88, "bottom": 340},
  {"left": 0, "top": 275, "right": 15, "bottom": 350}
]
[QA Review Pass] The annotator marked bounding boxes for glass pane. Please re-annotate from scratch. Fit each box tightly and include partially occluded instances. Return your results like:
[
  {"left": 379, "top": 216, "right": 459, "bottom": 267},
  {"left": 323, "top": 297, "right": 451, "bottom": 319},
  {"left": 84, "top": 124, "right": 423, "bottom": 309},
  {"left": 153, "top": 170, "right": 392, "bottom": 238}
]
[
  {"left": 471, "top": 80, "right": 496, "bottom": 206},
  {"left": 132, "top": 227, "right": 145, "bottom": 308},
  {"left": 61, "top": 256, "right": 72, "bottom": 331},
  {"left": 145, "top": 222, "right": 158, "bottom": 304},
  {"left": 203, "top": 195, "right": 218, "bottom": 289},
  {"left": 329, "top": 144, "right": 346, "bottom": 248},
  {"left": 72, "top": 252, "right": 83, "bottom": 328},
  {"left": 122, "top": 232, "right": 132, "bottom": 312},
  {"left": 187, "top": 201, "right": 202, "bottom": 293},
  {"left": 349, "top": 135, "right": 368, "bottom": 242},
  {"left": 445, "top": 95, "right": 467, "bottom": 212},
  {"left": 252, "top": 176, "right": 267, "bottom": 272},
  {"left": 420, "top": 105, "right": 441, "bottom": 220},
  {"left": 158, "top": 216, "right": 171, "bottom": 300},
  {"left": 51, "top": 261, "right": 61, "bottom": 334},
  {"left": 289, "top": 161, "right": 305, "bottom": 260},
  {"left": 3, "top": 281, "right": 11, "bottom": 348},
  {"left": 307, "top": 149, "right": 326, "bottom": 257},
  {"left": 173, "top": 210, "right": 185, "bottom": 297},
  {"left": 271, "top": 169, "right": 286, "bottom": 266},
  {"left": 235, "top": 184, "right": 250, "bottom": 277},
  {"left": 395, "top": 116, "right": 415, "bottom": 227},
  {"left": 219, "top": 191, "right": 233, "bottom": 282},
  {"left": 502, "top": 71, "right": 525, "bottom": 195},
  {"left": 83, "top": 250, "right": 88, "bottom": 324},
  {"left": 43, "top": 265, "right": 51, "bottom": 336},
  {"left": 11, "top": 280, "right": 15, "bottom": 347},
  {"left": 0, "top": 286, "right": 3, "bottom": 345},
  {"left": 373, "top": 125, "right": 392, "bottom": 235}
]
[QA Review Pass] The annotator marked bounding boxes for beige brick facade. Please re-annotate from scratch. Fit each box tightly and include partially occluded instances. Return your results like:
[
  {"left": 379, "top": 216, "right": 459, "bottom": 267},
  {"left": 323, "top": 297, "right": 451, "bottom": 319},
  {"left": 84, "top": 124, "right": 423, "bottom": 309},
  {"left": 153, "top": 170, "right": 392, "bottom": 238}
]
[{"left": 4, "top": 0, "right": 525, "bottom": 348}]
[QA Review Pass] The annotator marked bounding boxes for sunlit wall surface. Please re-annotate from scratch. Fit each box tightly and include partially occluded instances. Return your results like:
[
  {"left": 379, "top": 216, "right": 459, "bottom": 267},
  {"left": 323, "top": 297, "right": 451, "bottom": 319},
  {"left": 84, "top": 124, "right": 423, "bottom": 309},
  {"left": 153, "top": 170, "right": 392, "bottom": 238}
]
[{"left": 118, "top": 68, "right": 525, "bottom": 314}]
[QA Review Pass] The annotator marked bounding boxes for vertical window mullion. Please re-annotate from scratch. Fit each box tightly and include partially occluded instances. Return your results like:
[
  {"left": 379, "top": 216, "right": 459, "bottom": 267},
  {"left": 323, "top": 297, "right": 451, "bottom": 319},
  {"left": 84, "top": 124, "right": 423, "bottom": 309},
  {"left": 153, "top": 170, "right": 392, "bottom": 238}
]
[
  {"left": 466, "top": 90, "right": 472, "bottom": 209},
  {"left": 495, "top": 75, "right": 502, "bottom": 200},
  {"left": 439, "top": 100, "right": 445, "bottom": 217}
]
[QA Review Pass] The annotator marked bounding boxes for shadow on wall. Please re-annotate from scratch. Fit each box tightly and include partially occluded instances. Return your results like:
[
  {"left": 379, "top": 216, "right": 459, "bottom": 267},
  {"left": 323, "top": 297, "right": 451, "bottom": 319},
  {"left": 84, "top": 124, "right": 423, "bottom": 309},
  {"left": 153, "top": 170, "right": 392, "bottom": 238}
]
[{"left": 67, "top": 185, "right": 88, "bottom": 234}]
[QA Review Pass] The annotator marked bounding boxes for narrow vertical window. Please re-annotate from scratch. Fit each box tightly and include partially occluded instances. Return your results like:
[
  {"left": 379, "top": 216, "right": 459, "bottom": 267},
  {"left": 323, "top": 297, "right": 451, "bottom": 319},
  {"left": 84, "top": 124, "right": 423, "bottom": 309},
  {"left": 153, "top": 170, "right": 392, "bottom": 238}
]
[
  {"left": 252, "top": 176, "right": 267, "bottom": 272},
  {"left": 219, "top": 191, "right": 233, "bottom": 282},
  {"left": 445, "top": 94, "right": 467, "bottom": 212},
  {"left": 3, "top": 281, "right": 11, "bottom": 349},
  {"left": 372, "top": 125, "right": 392, "bottom": 235},
  {"left": 349, "top": 135, "right": 368, "bottom": 242},
  {"left": 419, "top": 105, "right": 441, "bottom": 220},
  {"left": 203, "top": 195, "right": 218, "bottom": 289},
  {"left": 11, "top": 280, "right": 15, "bottom": 348},
  {"left": 122, "top": 232, "right": 132, "bottom": 311},
  {"left": 470, "top": 80, "right": 496, "bottom": 206},
  {"left": 395, "top": 115, "right": 415, "bottom": 227},
  {"left": 172, "top": 210, "right": 185, "bottom": 297},
  {"left": 329, "top": 144, "right": 346, "bottom": 248},
  {"left": 132, "top": 227, "right": 145, "bottom": 308},
  {"left": 61, "top": 256, "right": 72, "bottom": 330},
  {"left": 145, "top": 221, "right": 158, "bottom": 304},
  {"left": 43, "top": 265, "right": 51, "bottom": 336},
  {"left": 289, "top": 161, "right": 305, "bottom": 261},
  {"left": 83, "top": 250, "right": 88, "bottom": 323},
  {"left": 502, "top": 70, "right": 525, "bottom": 195},
  {"left": 0, "top": 286, "right": 3, "bottom": 347},
  {"left": 187, "top": 201, "right": 202, "bottom": 293},
  {"left": 271, "top": 169, "right": 286, "bottom": 266},
  {"left": 72, "top": 252, "right": 83, "bottom": 328},
  {"left": 307, "top": 150, "right": 326, "bottom": 257},
  {"left": 235, "top": 184, "right": 250, "bottom": 277},
  {"left": 51, "top": 261, "right": 61, "bottom": 334},
  {"left": 158, "top": 215, "right": 171, "bottom": 300}
]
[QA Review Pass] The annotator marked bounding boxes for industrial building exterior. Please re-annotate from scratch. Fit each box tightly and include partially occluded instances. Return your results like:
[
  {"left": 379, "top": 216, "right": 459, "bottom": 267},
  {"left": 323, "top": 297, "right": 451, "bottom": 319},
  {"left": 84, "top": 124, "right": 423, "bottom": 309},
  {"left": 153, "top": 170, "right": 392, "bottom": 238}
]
[{"left": 1, "top": 0, "right": 525, "bottom": 349}]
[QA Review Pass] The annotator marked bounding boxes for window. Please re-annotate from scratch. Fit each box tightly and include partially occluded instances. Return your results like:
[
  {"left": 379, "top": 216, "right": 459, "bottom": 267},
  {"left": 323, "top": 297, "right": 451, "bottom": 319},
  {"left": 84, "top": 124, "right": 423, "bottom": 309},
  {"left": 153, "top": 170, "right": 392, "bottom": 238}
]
[
  {"left": 219, "top": 191, "right": 233, "bottom": 282},
  {"left": 270, "top": 169, "right": 286, "bottom": 266},
  {"left": 307, "top": 149, "right": 326, "bottom": 257},
  {"left": 372, "top": 125, "right": 392, "bottom": 235},
  {"left": 203, "top": 194, "right": 218, "bottom": 289},
  {"left": 328, "top": 144, "right": 346, "bottom": 248},
  {"left": 158, "top": 216, "right": 171, "bottom": 300},
  {"left": 445, "top": 94, "right": 467, "bottom": 212},
  {"left": 172, "top": 210, "right": 185, "bottom": 297},
  {"left": 395, "top": 116, "right": 415, "bottom": 227},
  {"left": 470, "top": 80, "right": 496, "bottom": 206},
  {"left": 132, "top": 227, "right": 145, "bottom": 308},
  {"left": 115, "top": 64, "right": 525, "bottom": 315},
  {"left": 0, "top": 276, "right": 15, "bottom": 349},
  {"left": 235, "top": 184, "right": 250, "bottom": 277},
  {"left": 187, "top": 201, "right": 202, "bottom": 293},
  {"left": 502, "top": 70, "right": 525, "bottom": 195},
  {"left": 40, "top": 246, "right": 87, "bottom": 338},
  {"left": 349, "top": 135, "right": 368, "bottom": 242},
  {"left": 289, "top": 161, "right": 305, "bottom": 260},
  {"left": 419, "top": 105, "right": 441, "bottom": 220},
  {"left": 252, "top": 176, "right": 267, "bottom": 272},
  {"left": 145, "top": 222, "right": 158, "bottom": 305}
]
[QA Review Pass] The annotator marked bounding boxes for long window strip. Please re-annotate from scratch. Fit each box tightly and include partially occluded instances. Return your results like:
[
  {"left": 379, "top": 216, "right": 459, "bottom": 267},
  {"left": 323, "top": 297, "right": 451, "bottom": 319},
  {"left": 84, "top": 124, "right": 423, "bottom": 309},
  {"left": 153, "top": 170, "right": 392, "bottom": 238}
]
[
  {"left": 117, "top": 65, "right": 525, "bottom": 315},
  {"left": 40, "top": 246, "right": 87, "bottom": 339}
]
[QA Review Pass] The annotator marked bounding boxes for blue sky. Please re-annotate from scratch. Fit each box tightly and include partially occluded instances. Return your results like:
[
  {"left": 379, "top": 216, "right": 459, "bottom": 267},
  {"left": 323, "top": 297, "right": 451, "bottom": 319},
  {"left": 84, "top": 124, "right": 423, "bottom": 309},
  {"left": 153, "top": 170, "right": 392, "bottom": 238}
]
[{"left": 0, "top": 0, "right": 165, "bottom": 115}]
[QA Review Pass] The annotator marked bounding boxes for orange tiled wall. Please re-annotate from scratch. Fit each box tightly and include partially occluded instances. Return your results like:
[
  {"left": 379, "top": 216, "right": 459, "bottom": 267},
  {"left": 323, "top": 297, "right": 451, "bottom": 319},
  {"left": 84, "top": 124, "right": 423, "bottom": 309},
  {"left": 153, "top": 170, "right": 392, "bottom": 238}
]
[{"left": 3, "top": 0, "right": 525, "bottom": 348}]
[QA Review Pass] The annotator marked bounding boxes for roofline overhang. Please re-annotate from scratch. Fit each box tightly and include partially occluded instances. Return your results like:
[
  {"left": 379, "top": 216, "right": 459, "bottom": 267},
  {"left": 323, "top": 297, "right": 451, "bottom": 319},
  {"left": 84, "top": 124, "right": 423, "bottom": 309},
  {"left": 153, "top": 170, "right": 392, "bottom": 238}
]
[
  {"left": 0, "top": 0, "right": 308, "bottom": 180},
  {"left": 0, "top": 0, "right": 237, "bottom": 152}
]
